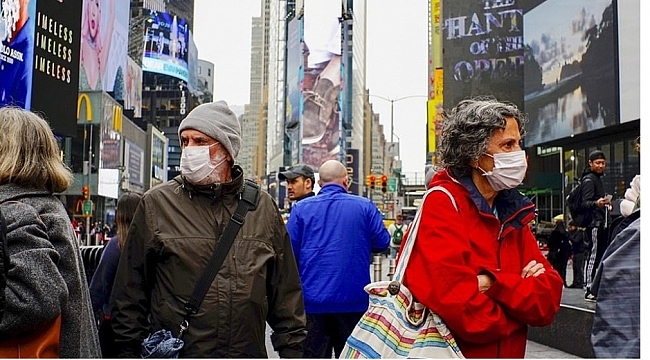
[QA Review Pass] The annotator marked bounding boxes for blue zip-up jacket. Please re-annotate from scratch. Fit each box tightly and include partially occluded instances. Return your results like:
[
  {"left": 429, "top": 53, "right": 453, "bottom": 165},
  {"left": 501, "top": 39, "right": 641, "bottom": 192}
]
[{"left": 286, "top": 184, "right": 390, "bottom": 313}]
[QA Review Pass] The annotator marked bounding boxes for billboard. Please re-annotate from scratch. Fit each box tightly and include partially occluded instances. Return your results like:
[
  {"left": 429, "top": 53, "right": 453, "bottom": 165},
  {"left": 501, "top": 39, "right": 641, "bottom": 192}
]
[
  {"left": 0, "top": 0, "right": 82, "bottom": 137},
  {"left": 124, "top": 139, "right": 144, "bottom": 188},
  {"left": 187, "top": 30, "right": 198, "bottom": 93},
  {"left": 124, "top": 57, "right": 142, "bottom": 118},
  {"left": 285, "top": 16, "right": 302, "bottom": 164},
  {"left": 523, "top": 0, "right": 619, "bottom": 146},
  {"left": 443, "top": 0, "right": 525, "bottom": 110},
  {"left": 79, "top": 0, "right": 129, "bottom": 98},
  {"left": 301, "top": 0, "right": 342, "bottom": 170},
  {"left": 142, "top": 10, "right": 189, "bottom": 82},
  {"left": 0, "top": 0, "right": 36, "bottom": 110}
]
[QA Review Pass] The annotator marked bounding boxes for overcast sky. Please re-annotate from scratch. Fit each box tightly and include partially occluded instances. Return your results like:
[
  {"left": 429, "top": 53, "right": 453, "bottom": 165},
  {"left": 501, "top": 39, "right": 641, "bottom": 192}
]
[{"left": 192, "top": 0, "right": 429, "bottom": 176}]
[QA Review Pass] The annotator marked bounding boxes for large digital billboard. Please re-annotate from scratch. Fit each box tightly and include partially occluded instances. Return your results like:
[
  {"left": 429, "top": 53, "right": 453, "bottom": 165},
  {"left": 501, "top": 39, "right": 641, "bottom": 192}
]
[
  {"left": 286, "top": 16, "right": 302, "bottom": 164},
  {"left": 79, "top": 0, "right": 129, "bottom": 98},
  {"left": 142, "top": 10, "right": 189, "bottom": 82},
  {"left": 1, "top": 0, "right": 82, "bottom": 137},
  {"left": 125, "top": 57, "right": 142, "bottom": 118},
  {"left": 523, "top": 0, "right": 619, "bottom": 146},
  {"left": 301, "top": 0, "right": 343, "bottom": 170},
  {"left": 443, "top": 0, "right": 525, "bottom": 110}
]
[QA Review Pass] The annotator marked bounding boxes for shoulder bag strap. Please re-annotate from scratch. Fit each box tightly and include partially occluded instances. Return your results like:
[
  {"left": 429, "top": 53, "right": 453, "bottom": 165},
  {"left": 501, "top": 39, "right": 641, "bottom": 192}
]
[
  {"left": 393, "top": 185, "right": 458, "bottom": 282},
  {"left": 179, "top": 179, "right": 260, "bottom": 335}
]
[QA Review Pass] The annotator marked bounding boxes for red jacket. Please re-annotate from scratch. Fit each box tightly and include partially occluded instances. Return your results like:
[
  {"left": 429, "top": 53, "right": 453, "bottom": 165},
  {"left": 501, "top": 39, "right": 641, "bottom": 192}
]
[{"left": 401, "top": 170, "right": 563, "bottom": 358}]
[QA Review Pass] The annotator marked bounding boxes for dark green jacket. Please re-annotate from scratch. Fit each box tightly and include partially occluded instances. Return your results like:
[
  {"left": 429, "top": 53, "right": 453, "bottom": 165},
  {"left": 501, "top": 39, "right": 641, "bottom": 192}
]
[{"left": 110, "top": 167, "right": 306, "bottom": 358}]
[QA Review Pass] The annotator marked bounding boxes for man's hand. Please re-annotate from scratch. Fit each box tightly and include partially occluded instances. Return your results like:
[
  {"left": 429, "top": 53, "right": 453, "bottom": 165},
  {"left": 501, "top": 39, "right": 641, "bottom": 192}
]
[{"left": 520, "top": 260, "right": 545, "bottom": 278}]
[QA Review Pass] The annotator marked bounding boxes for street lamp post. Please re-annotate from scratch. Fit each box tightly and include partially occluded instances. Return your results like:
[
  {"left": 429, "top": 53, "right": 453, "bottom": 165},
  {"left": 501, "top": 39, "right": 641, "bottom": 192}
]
[{"left": 368, "top": 94, "right": 428, "bottom": 147}]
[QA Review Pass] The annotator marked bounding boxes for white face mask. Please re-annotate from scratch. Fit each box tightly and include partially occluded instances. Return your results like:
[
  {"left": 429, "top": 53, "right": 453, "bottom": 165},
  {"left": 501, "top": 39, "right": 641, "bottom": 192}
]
[
  {"left": 180, "top": 144, "right": 227, "bottom": 184},
  {"left": 478, "top": 150, "right": 527, "bottom": 191}
]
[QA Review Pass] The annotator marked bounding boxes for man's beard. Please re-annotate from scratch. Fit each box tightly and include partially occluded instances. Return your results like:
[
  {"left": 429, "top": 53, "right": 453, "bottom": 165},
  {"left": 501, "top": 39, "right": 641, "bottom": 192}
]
[{"left": 194, "top": 163, "right": 230, "bottom": 186}]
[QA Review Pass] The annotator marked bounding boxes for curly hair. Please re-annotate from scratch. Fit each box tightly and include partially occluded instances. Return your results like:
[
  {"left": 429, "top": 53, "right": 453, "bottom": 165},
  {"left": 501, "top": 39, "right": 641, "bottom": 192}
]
[{"left": 437, "top": 96, "right": 527, "bottom": 178}]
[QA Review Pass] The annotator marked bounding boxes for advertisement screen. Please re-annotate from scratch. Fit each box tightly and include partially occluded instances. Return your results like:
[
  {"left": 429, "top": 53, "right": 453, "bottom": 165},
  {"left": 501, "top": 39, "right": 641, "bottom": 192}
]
[
  {"left": 523, "top": 0, "right": 619, "bottom": 146},
  {"left": 187, "top": 30, "right": 198, "bottom": 93},
  {"left": 79, "top": 0, "right": 129, "bottom": 97},
  {"left": 125, "top": 57, "right": 142, "bottom": 118},
  {"left": 0, "top": 0, "right": 36, "bottom": 110},
  {"left": 142, "top": 10, "right": 189, "bottom": 82},
  {"left": 301, "top": 0, "right": 342, "bottom": 170},
  {"left": 1, "top": 0, "right": 82, "bottom": 137},
  {"left": 286, "top": 17, "right": 302, "bottom": 164},
  {"left": 443, "top": 1, "right": 525, "bottom": 110}
]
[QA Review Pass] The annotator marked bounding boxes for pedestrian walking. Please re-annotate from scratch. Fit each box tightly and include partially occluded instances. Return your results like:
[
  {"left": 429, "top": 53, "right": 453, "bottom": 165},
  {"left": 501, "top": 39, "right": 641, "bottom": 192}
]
[
  {"left": 286, "top": 160, "right": 390, "bottom": 358},
  {"left": 402, "top": 97, "right": 563, "bottom": 358},
  {"left": 547, "top": 219, "right": 571, "bottom": 287},
  {"left": 387, "top": 213, "right": 405, "bottom": 259},
  {"left": 567, "top": 221, "right": 586, "bottom": 288},
  {"left": 0, "top": 106, "right": 100, "bottom": 357},
  {"left": 279, "top": 164, "right": 316, "bottom": 211},
  {"left": 109, "top": 101, "right": 306, "bottom": 358},
  {"left": 89, "top": 192, "right": 142, "bottom": 358}
]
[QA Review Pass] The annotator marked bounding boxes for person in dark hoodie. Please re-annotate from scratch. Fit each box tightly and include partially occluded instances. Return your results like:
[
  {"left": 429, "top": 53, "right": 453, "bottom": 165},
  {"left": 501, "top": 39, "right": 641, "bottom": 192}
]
[{"left": 579, "top": 150, "right": 612, "bottom": 302}]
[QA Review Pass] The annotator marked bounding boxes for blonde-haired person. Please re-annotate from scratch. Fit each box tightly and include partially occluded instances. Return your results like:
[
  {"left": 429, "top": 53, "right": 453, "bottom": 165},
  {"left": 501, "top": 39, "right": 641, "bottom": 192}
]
[
  {"left": 0, "top": 106, "right": 101, "bottom": 357},
  {"left": 89, "top": 191, "right": 142, "bottom": 357}
]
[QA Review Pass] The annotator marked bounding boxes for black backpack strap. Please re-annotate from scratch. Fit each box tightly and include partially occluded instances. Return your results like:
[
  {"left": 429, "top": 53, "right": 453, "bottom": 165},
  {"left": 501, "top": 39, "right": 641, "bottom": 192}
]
[{"left": 179, "top": 180, "right": 260, "bottom": 337}]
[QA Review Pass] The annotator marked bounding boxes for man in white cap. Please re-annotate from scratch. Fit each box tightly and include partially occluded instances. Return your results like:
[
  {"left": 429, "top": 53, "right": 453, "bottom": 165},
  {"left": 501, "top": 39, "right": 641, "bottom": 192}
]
[{"left": 110, "top": 101, "right": 306, "bottom": 358}]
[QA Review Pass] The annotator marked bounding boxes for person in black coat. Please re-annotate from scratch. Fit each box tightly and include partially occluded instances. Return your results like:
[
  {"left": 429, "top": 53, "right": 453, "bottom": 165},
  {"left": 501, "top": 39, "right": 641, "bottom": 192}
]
[
  {"left": 567, "top": 220, "right": 587, "bottom": 288},
  {"left": 547, "top": 220, "right": 572, "bottom": 287}
]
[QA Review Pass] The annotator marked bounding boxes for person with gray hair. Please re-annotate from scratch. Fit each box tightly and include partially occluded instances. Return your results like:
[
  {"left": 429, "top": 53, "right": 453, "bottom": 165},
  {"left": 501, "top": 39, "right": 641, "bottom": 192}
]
[
  {"left": 0, "top": 107, "right": 101, "bottom": 357},
  {"left": 286, "top": 160, "right": 389, "bottom": 358},
  {"left": 110, "top": 101, "right": 307, "bottom": 358},
  {"left": 401, "top": 97, "right": 563, "bottom": 358}
]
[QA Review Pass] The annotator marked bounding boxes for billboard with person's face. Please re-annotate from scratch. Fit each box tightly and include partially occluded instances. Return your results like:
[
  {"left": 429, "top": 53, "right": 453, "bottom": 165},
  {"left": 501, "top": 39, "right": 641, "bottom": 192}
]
[
  {"left": 523, "top": 0, "right": 619, "bottom": 146},
  {"left": 0, "top": 0, "right": 37, "bottom": 111},
  {"left": 1, "top": 0, "right": 82, "bottom": 137},
  {"left": 141, "top": 10, "right": 189, "bottom": 82},
  {"left": 79, "top": 0, "right": 129, "bottom": 98}
]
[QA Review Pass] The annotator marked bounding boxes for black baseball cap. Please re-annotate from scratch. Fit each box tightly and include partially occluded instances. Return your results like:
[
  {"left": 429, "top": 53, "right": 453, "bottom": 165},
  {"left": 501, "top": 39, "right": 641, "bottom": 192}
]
[{"left": 279, "top": 164, "right": 315, "bottom": 182}]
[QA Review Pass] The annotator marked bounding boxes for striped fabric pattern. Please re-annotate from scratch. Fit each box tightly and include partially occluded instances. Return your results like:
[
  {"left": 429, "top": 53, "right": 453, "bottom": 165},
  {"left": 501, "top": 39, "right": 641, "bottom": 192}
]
[{"left": 341, "top": 186, "right": 464, "bottom": 359}]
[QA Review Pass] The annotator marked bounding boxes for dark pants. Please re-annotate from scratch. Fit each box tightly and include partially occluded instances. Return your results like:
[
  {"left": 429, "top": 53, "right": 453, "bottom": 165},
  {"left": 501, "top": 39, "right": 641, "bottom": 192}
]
[
  {"left": 572, "top": 252, "right": 585, "bottom": 287},
  {"left": 303, "top": 312, "right": 364, "bottom": 358}
]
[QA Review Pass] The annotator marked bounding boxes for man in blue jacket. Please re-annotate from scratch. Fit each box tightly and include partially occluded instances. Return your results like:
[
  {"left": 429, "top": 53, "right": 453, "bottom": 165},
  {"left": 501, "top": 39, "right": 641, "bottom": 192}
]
[{"left": 286, "top": 160, "right": 390, "bottom": 358}]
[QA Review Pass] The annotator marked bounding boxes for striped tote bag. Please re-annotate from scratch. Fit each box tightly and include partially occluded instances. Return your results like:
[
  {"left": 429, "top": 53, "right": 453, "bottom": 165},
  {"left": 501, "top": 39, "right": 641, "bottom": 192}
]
[{"left": 341, "top": 186, "right": 464, "bottom": 359}]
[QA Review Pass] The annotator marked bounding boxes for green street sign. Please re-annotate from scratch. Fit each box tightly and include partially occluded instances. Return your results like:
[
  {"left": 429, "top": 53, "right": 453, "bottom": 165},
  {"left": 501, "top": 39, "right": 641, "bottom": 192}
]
[
  {"left": 387, "top": 177, "right": 398, "bottom": 192},
  {"left": 83, "top": 200, "right": 93, "bottom": 216}
]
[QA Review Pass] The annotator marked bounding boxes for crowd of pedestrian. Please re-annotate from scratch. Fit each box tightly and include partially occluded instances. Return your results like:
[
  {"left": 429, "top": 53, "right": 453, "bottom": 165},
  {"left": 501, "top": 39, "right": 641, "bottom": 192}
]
[{"left": 0, "top": 100, "right": 638, "bottom": 358}]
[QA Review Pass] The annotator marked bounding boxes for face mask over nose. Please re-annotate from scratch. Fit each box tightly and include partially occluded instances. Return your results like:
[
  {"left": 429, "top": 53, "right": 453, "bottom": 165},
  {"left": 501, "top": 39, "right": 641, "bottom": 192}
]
[
  {"left": 477, "top": 150, "right": 527, "bottom": 191},
  {"left": 180, "top": 143, "right": 227, "bottom": 184}
]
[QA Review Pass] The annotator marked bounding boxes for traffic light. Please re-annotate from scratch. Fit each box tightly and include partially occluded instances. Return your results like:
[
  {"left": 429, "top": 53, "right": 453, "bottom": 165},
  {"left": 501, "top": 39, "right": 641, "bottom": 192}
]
[
  {"left": 82, "top": 185, "right": 89, "bottom": 200},
  {"left": 380, "top": 174, "right": 388, "bottom": 193},
  {"left": 368, "top": 174, "right": 376, "bottom": 190}
]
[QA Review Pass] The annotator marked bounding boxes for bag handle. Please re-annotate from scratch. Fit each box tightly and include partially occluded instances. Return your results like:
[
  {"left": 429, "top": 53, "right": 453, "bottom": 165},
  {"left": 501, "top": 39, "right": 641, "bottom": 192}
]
[
  {"left": 393, "top": 186, "right": 458, "bottom": 283},
  {"left": 178, "top": 179, "right": 260, "bottom": 339}
]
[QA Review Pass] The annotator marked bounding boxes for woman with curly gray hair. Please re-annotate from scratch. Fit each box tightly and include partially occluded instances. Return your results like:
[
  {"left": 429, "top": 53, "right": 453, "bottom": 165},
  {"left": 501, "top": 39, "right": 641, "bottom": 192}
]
[{"left": 402, "top": 97, "right": 563, "bottom": 358}]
